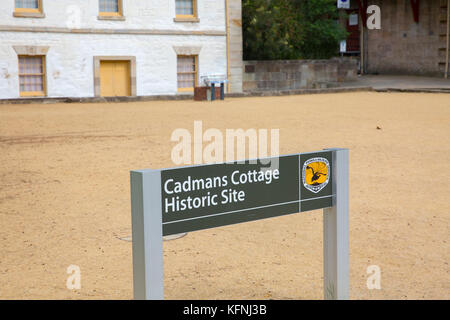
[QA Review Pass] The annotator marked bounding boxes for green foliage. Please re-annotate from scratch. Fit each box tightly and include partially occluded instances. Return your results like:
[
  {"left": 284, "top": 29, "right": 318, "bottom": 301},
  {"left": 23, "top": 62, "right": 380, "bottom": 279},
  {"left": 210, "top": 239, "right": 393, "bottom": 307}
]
[
  {"left": 242, "top": 0, "right": 299, "bottom": 60},
  {"left": 242, "top": 0, "right": 348, "bottom": 60}
]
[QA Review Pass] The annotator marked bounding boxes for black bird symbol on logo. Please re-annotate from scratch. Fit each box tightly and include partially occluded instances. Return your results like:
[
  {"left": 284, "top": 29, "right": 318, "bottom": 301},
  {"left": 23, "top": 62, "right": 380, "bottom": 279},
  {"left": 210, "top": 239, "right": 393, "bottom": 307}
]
[{"left": 306, "top": 165, "right": 327, "bottom": 185}]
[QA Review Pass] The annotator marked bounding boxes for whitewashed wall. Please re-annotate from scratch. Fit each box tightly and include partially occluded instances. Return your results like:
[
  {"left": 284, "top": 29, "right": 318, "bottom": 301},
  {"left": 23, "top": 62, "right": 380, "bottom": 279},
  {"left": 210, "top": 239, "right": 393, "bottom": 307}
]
[
  {"left": 0, "top": 0, "right": 228, "bottom": 99},
  {"left": 0, "top": 0, "right": 226, "bottom": 32}
]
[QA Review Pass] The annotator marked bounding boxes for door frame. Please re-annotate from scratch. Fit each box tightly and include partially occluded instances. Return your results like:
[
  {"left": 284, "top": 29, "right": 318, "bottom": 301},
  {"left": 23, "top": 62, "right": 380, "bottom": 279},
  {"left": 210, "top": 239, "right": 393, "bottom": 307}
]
[{"left": 94, "top": 56, "right": 136, "bottom": 97}]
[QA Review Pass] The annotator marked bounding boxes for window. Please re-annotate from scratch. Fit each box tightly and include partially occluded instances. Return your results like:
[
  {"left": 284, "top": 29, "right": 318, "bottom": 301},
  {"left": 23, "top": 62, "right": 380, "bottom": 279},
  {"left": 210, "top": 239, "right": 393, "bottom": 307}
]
[
  {"left": 99, "top": 0, "right": 122, "bottom": 16},
  {"left": 14, "top": 0, "right": 44, "bottom": 17},
  {"left": 18, "top": 56, "right": 46, "bottom": 97},
  {"left": 176, "top": 0, "right": 197, "bottom": 18},
  {"left": 15, "top": 0, "right": 41, "bottom": 12},
  {"left": 177, "top": 55, "right": 198, "bottom": 92}
]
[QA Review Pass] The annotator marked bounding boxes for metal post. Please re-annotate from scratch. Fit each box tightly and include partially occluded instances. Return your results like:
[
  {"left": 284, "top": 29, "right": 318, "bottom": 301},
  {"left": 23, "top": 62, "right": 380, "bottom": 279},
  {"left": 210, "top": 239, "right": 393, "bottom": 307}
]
[
  {"left": 211, "top": 83, "right": 215, "bottom": 101},
  {"left": 220, "top": 83, "right": 225, "bottom": 100},
  {"left": 323, "top": 149, "right": 349, "bottom": 300},
  {"left": 131, "top": 170, "right": 164, "bottom": 300}
]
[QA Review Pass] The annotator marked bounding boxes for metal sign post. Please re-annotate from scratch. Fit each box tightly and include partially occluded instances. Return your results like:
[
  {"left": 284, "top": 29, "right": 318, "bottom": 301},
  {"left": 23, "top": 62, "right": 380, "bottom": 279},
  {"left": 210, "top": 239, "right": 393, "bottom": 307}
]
[
  {"left": 130, "top": 170, "right": 164, "bottom": 300},
  {"left": 323, "top": 148, "right": 349, "bottom": 300},
  {"left": 130, "top": 148, "right": 349, "bottom": 300}
]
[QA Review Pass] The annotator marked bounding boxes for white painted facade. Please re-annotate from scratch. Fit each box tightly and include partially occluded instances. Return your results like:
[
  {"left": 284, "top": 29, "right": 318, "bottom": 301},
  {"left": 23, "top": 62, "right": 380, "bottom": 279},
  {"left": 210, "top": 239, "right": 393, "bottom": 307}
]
[{"left": 0, "top": 0, "right": 239, "bottom": 99}]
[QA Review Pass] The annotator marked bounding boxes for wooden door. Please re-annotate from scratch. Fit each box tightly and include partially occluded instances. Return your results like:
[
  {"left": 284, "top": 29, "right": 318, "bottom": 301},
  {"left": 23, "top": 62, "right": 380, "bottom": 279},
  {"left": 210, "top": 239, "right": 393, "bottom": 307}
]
[
  {"left": 346, "top": 9, "right": 360, "bottom": 53},
  {"left": 100, "top": 60, "right": 131, "bottom": 97}
]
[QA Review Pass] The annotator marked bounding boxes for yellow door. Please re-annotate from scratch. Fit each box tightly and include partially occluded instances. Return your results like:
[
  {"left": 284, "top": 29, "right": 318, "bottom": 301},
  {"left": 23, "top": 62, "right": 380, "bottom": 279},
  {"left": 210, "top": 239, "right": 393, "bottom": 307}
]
[
  {"left": 100, "top": 61, "right": 115, "bottom": 97},
  {"left": 112, "top": 61, "right": 131, "bottom": 96},
  {"left": 100, "top": 61, "right": 131, "bottom": 97}
]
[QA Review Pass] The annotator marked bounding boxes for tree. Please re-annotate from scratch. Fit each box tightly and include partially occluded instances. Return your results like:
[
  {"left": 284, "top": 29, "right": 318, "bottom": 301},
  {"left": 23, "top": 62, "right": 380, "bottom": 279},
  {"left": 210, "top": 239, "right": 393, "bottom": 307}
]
[
  {"left": 242, "top": 0, "right": 348, "bottom": 60},
  {"left": 294, "top": 0, "right": 348, "bottom": 59},
  {"left": 242, "top": 0, "right": 298, "bottom": 60}
]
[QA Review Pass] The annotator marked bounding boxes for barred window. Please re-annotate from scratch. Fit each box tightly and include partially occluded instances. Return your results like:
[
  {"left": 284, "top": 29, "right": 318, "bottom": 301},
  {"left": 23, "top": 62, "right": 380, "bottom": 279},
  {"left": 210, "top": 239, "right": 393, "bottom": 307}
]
[
  {"left": 18, "top": 56, "right": 46, "bottom": 96},
  {"left": 15, "top": 0, "right": 40, "bottom": 10},
  {"left": 177, "top": 56, "right": 197, "bottom": 91},
  {"left": 99, "top": 0, "right": 120, "bottom": 14},
  {"left": 176, "top": 0, "right": 195, "bottom": 16}
]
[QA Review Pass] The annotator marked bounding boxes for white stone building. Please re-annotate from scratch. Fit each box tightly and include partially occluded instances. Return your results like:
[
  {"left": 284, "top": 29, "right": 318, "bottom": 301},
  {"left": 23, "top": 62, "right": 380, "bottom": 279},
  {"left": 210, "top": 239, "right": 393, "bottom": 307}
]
[{"left": 0, "top": 0, "right": 243, "bottom": 100}]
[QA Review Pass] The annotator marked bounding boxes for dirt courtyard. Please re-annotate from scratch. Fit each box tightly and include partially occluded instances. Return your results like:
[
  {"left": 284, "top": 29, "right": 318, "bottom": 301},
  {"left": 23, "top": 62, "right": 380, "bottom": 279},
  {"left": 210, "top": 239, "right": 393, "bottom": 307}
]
[{"left": 0, "top": 92, "right": 449, "bottom": 300}]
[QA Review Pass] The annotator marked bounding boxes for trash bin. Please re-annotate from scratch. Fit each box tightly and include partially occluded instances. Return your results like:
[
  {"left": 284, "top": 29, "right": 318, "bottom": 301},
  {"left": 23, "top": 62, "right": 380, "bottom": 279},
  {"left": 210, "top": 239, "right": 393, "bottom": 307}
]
[{"left": 194, "top": 86, "right": 208, "bottom": 101}]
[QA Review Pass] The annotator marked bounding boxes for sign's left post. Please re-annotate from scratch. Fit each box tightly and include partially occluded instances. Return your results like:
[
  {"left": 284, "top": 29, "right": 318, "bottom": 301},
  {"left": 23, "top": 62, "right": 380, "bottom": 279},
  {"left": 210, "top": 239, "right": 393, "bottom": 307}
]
[{"left": 130, "top": 170, "right": 164, "bottom": 300}]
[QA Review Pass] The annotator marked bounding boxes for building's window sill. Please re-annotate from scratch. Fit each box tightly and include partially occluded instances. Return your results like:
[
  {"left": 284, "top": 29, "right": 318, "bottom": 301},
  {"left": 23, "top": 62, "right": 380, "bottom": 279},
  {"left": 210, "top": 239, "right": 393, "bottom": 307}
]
[
  {"left": 97, "top": 15, "right": 126, "bottom": 21},
  {"left": 13, "top": 12, "right": 45, "bottom": 18},
  {"left": 20, "top": 93, "right": 46, "bottom": 97},
  {"left": 174, "top": 17, "right": 200, "bottom": 23}
]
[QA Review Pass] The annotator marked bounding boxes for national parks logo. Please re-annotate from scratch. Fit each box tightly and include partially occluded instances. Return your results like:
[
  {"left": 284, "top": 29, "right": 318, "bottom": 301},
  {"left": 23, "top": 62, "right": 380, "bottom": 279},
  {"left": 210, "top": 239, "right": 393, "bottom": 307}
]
[{"left": 302, "top": 157, "right": 330, "bottom": 193}]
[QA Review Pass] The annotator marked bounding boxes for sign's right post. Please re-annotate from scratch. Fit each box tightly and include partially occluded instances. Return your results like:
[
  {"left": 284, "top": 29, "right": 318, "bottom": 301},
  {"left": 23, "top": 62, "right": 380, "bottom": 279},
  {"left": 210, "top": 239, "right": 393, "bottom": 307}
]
[{"left": 323, "top": 148, "right": 349, "bottom": 300}]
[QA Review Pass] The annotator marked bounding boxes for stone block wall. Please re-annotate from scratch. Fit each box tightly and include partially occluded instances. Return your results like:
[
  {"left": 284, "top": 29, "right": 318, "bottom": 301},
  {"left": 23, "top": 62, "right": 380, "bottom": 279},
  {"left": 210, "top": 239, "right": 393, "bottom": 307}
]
[
  {"left": 242, "top": 58, "right": 358, "bottom": 92},
  {"left": 366, "top": 0, "right": 446, "bottom": 76}
]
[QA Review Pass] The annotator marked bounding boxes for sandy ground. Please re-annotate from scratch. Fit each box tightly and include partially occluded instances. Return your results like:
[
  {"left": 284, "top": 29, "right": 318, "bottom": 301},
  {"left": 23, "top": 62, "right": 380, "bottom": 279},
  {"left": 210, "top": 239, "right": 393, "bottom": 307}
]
[{"left": 0, "top": 92, "right": 449, "bottom": 300}]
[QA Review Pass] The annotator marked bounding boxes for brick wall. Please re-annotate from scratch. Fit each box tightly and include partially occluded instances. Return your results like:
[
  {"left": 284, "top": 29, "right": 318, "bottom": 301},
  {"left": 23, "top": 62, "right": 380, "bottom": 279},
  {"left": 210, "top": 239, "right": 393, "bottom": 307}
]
[{"left": 242, "top": 58, "right": 358, "bottom": 92}]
